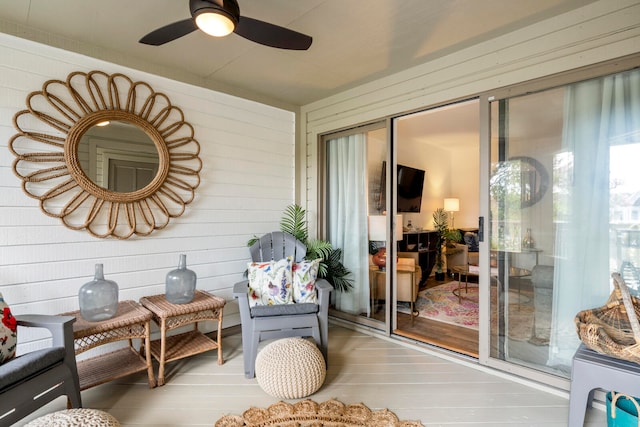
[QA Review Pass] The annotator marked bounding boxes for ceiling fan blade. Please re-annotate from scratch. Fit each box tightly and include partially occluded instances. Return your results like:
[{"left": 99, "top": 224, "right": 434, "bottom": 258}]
[
  {"left": 234, "top": 16, "right": 312, "bottom": 50},
  {"left": 139, "top": 18, "right": 198, "bottom": 46}
]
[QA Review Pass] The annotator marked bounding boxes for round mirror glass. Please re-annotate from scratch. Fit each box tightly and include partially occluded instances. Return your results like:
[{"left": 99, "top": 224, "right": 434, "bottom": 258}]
[
  {"left": 78, "top": 120, "right": 159, "bottom": 192},
  {"left": 512, "top": 156, "right": 549, "bottom": 207},
  {"left": 490, "top": 156, "right": 549, "bottom": 208}
]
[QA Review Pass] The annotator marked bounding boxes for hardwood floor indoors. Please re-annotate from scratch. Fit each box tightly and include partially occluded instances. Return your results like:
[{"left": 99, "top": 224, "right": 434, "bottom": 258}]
[
  {"left": 395, "top": 274, "right": 479, "bottom": 358},
  {"left": 393, "top": 273, "right": 562, "bottom": 376},
  {"left": 18, "top": 324, "right": 606, "bottom": 426}
]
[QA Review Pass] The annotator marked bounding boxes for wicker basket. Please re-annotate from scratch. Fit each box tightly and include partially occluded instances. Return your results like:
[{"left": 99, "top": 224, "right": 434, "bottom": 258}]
[{"left": 575, "top": 273, "right": 640, "bottom": 364}]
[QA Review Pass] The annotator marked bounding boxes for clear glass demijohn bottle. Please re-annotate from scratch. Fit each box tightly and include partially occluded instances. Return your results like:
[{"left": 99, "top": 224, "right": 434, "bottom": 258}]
[
  {"left": 165, "top": 254, "right": 197, "bottom": 304},
  {"left": 78, "top": 263, "right": 119, "bottom": 322},
  {"left": 522, "top": 228, "right": 535, "bottom": 249}
]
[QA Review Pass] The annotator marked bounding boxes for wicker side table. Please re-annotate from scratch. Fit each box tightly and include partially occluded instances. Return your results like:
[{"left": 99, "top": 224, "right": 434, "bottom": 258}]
[
  {"left": 139, "top": 290, "right": 225, "bottom": 386},
  {"left": 61, "top": 300, "right": 156, "bottom": 390}
]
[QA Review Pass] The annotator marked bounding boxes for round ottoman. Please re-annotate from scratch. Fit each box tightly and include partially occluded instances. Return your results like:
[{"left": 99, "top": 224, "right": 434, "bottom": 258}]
[
  {"left": 25, "top": 408, "right": 120, "bottom": 426},
  {"left": 255, "top": 337, "right": 326, "bottom": 399}
]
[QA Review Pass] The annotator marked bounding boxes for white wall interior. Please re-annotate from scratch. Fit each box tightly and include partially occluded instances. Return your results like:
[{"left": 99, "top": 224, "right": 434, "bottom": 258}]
[
  {"left": 448, "top": 144, "right": 480, "bottom": 230},
  {"left": 395, "top": 99, "right": 480, "bottom": 231},
  {"left": 397, "top": 138, "right": 449, "bottom": 230},
  {"left": 0, "top": 33, "right": 295, "bottom": 354}
]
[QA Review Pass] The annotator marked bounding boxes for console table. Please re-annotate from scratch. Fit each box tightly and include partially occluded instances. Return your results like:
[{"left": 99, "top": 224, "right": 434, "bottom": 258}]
[
  {"left": 61, "top": 300, "right": 156, "bottom": 390},
  {"left": 139, "top": 290, "right": 225, "bottom": 386}
]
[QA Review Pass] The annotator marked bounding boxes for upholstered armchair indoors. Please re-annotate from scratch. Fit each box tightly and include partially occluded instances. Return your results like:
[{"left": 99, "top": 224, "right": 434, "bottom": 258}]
[
  {"left": 233, "top": 232, "right": 333, "bottom": 379},
  {"left": 0, "top": 315, "right": 82, "bottom": 425},
  {"left": 447, "top": 243, "right": 479, "bottom": 274}
]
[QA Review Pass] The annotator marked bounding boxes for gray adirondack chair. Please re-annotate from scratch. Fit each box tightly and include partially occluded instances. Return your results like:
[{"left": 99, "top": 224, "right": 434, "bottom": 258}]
[
  {"left": 233, "top": 232, "right": 333, "bottom": 378},
  {"left": 0, "top": 315, "right": 82, "bottom": 425}
]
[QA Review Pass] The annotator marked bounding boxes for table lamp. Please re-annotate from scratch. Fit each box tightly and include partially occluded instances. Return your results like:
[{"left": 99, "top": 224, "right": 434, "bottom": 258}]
[
  {"left": 444, "top": 198, "right": 459, "bottom": 229},
  {"left": 368, "top": 215, "right": 403, "bottom": 270}
]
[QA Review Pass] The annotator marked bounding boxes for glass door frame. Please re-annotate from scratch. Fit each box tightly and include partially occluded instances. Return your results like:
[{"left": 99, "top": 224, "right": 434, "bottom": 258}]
[
  {"left": 389, "top": 99, "right": 481, "bottom": 356},
  {"left": 320, "top": 119, "right": 394, "bottom": 336},
  {"left": 478, "top": 93, "right": 563, "bottom": 388},
  {"left": 478, "top": 53, "right": 640, "bottom": 390}
]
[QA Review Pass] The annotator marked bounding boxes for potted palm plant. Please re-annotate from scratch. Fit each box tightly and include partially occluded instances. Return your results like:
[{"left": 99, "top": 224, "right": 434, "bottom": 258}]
[{"left": 432, "top": 208, "right": 461, "bottom": 281}]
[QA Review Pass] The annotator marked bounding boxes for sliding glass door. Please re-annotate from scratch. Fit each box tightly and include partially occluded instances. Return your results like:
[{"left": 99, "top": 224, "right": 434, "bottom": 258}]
[
  {"left": 488, "top": 67, "right": 640, "bottom": 378},
  {"left": 319, "top": 58, "right": 640, "bottom": 384},
  {"left": 323, "top": 123, "right": 391, "bottom": 330},
  {"left": 392, "top": 100, "right": 481, "bottom": 356}
]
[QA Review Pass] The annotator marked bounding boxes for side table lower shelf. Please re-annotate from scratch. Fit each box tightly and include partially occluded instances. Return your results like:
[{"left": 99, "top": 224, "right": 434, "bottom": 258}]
[
  {"left": 148, "top": 330, "right": 218, "bottom": 364},
  {"left": 77, "top": 347, "right": 150, "bottom": 390},
  {"left": 139, "top": 290, "right": 225, "bottom": 386},
  {"left": 61, "top": 300, "right": 156, "bottom": 390}
]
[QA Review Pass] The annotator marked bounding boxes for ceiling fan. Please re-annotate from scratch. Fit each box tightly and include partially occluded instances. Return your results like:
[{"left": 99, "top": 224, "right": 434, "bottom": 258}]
[{"left": 139, "top": 0, "right": 312, "bottom": 50}]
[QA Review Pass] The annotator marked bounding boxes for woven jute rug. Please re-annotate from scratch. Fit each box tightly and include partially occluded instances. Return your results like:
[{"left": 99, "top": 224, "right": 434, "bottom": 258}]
[{"left": 214, "top": 398, "right": 424, "bottom": 427}]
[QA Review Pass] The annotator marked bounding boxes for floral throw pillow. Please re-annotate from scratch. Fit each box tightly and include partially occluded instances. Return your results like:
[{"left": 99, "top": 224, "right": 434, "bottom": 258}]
[
  {"left": 292, "top": 259, "right": 321, "bottom": 304},
  {"left": 0, "top": 292, "right": 17, "bottom": 364},
  {"left": 247, "top": 257, "right": 293, "bottom": 307}
]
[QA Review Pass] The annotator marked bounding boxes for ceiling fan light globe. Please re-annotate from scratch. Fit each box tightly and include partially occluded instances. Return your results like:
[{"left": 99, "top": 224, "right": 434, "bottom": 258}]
[{"left": 195, "top": 11, "right": 235, "bottom": 37}]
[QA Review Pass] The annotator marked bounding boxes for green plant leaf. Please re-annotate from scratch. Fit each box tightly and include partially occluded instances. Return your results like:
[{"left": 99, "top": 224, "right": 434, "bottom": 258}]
[
  {"left": 322, "top": 248, "right": 354, "bottom": 292},
  {"left": 329, "top": 275, "right": 354, "bottom": 293},
  {"left": 305, "top": 238, "right": 333, "bottom": 261},
  {"left": 280, "top": 204, "right": 308, "bottom": 243},
  {"left": 432, "top": 207, "right": 461, "bottom": 271}
]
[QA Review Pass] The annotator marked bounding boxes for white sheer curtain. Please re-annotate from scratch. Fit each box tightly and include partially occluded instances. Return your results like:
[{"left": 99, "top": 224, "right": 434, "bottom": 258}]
[
  {"left": 550, "top": 69, "right": 640, "bottom": 367},
  {"left": 327, "top": 134, "right": 370, "bottom": 315}
]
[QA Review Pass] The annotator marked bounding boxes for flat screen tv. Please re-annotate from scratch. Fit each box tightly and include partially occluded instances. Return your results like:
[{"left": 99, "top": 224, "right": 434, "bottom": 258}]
[
  {"left": 379, "top": 162, "right": 426, "bottom": 213},
  {"left": 397, "top": 164, "right": 425, "bottom": 212}
]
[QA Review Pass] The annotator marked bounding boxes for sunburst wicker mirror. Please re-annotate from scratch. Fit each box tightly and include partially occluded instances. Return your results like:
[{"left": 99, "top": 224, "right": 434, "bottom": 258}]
[{"left": 9, "top": 70, "right": 202, "bottom": 239}]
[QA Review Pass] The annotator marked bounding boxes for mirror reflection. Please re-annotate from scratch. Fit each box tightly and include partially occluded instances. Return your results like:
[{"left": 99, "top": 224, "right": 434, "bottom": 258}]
[
  {"left": 490, "top": 156, "right": 549, "bottom": 208},
  {"left": 78, "top": 120, "right": 159, "bottom": 192},
  {"left": 511, "top": 156, "right": 549, "bottom": 208}
]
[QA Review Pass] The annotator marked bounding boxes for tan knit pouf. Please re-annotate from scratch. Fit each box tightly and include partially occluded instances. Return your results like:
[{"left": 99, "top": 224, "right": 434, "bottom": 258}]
[
  {"left": 255, "top": 337, "right": 326, "bottom": 399},
  {"left": 24, "top": 408, "right": 121, "bottom": 427}
]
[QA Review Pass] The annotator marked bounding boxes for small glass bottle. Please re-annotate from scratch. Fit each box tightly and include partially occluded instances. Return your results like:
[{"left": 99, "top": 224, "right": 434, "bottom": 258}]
[
  {"left": 79, "top": 263, "right": 119, "bottom": 322},
  {"left": 522, "top": 228, "right": 535, "bottom": 249},
  {"left": 165, "top": 254, "right": 197, "bottom": 304}
]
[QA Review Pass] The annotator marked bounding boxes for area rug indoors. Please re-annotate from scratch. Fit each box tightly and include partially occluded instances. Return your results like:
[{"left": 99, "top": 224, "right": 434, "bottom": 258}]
[
  {"left": 398, "top": 281, "right": 534, "bottom": 341},
  {"left": 398, "top": 281, "right": 481, "bottom": 329},
  {"left": 214, "top": 398, "right": 423, "bottom": 427}
]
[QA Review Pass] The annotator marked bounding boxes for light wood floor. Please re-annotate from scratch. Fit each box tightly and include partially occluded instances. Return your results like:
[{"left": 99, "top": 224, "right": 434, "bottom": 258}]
[
  {"left": 396, "top": 313, "right": 479, "bottom": 357},
  {"left": 20, "top": 324, "right": 606, "bottom": 427},
  {"left": 373, "top": 274, "right": 480, "bottom": 357}
]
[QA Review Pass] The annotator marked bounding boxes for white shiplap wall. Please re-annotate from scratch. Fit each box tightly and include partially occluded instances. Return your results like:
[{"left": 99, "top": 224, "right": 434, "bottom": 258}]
[{"left": 0, "top": 33, "right": 295, "bottom": 352}]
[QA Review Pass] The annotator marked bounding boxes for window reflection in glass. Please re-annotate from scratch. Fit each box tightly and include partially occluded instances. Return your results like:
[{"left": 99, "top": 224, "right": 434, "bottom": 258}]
[{"left": 78, "top": 120, "right": 159, "bottom": 192}]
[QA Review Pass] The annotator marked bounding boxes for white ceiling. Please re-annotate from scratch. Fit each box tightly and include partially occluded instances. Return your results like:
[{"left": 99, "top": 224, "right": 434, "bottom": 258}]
[{"left": 0, "top": 0, "right": 598, "bottom": 109}]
